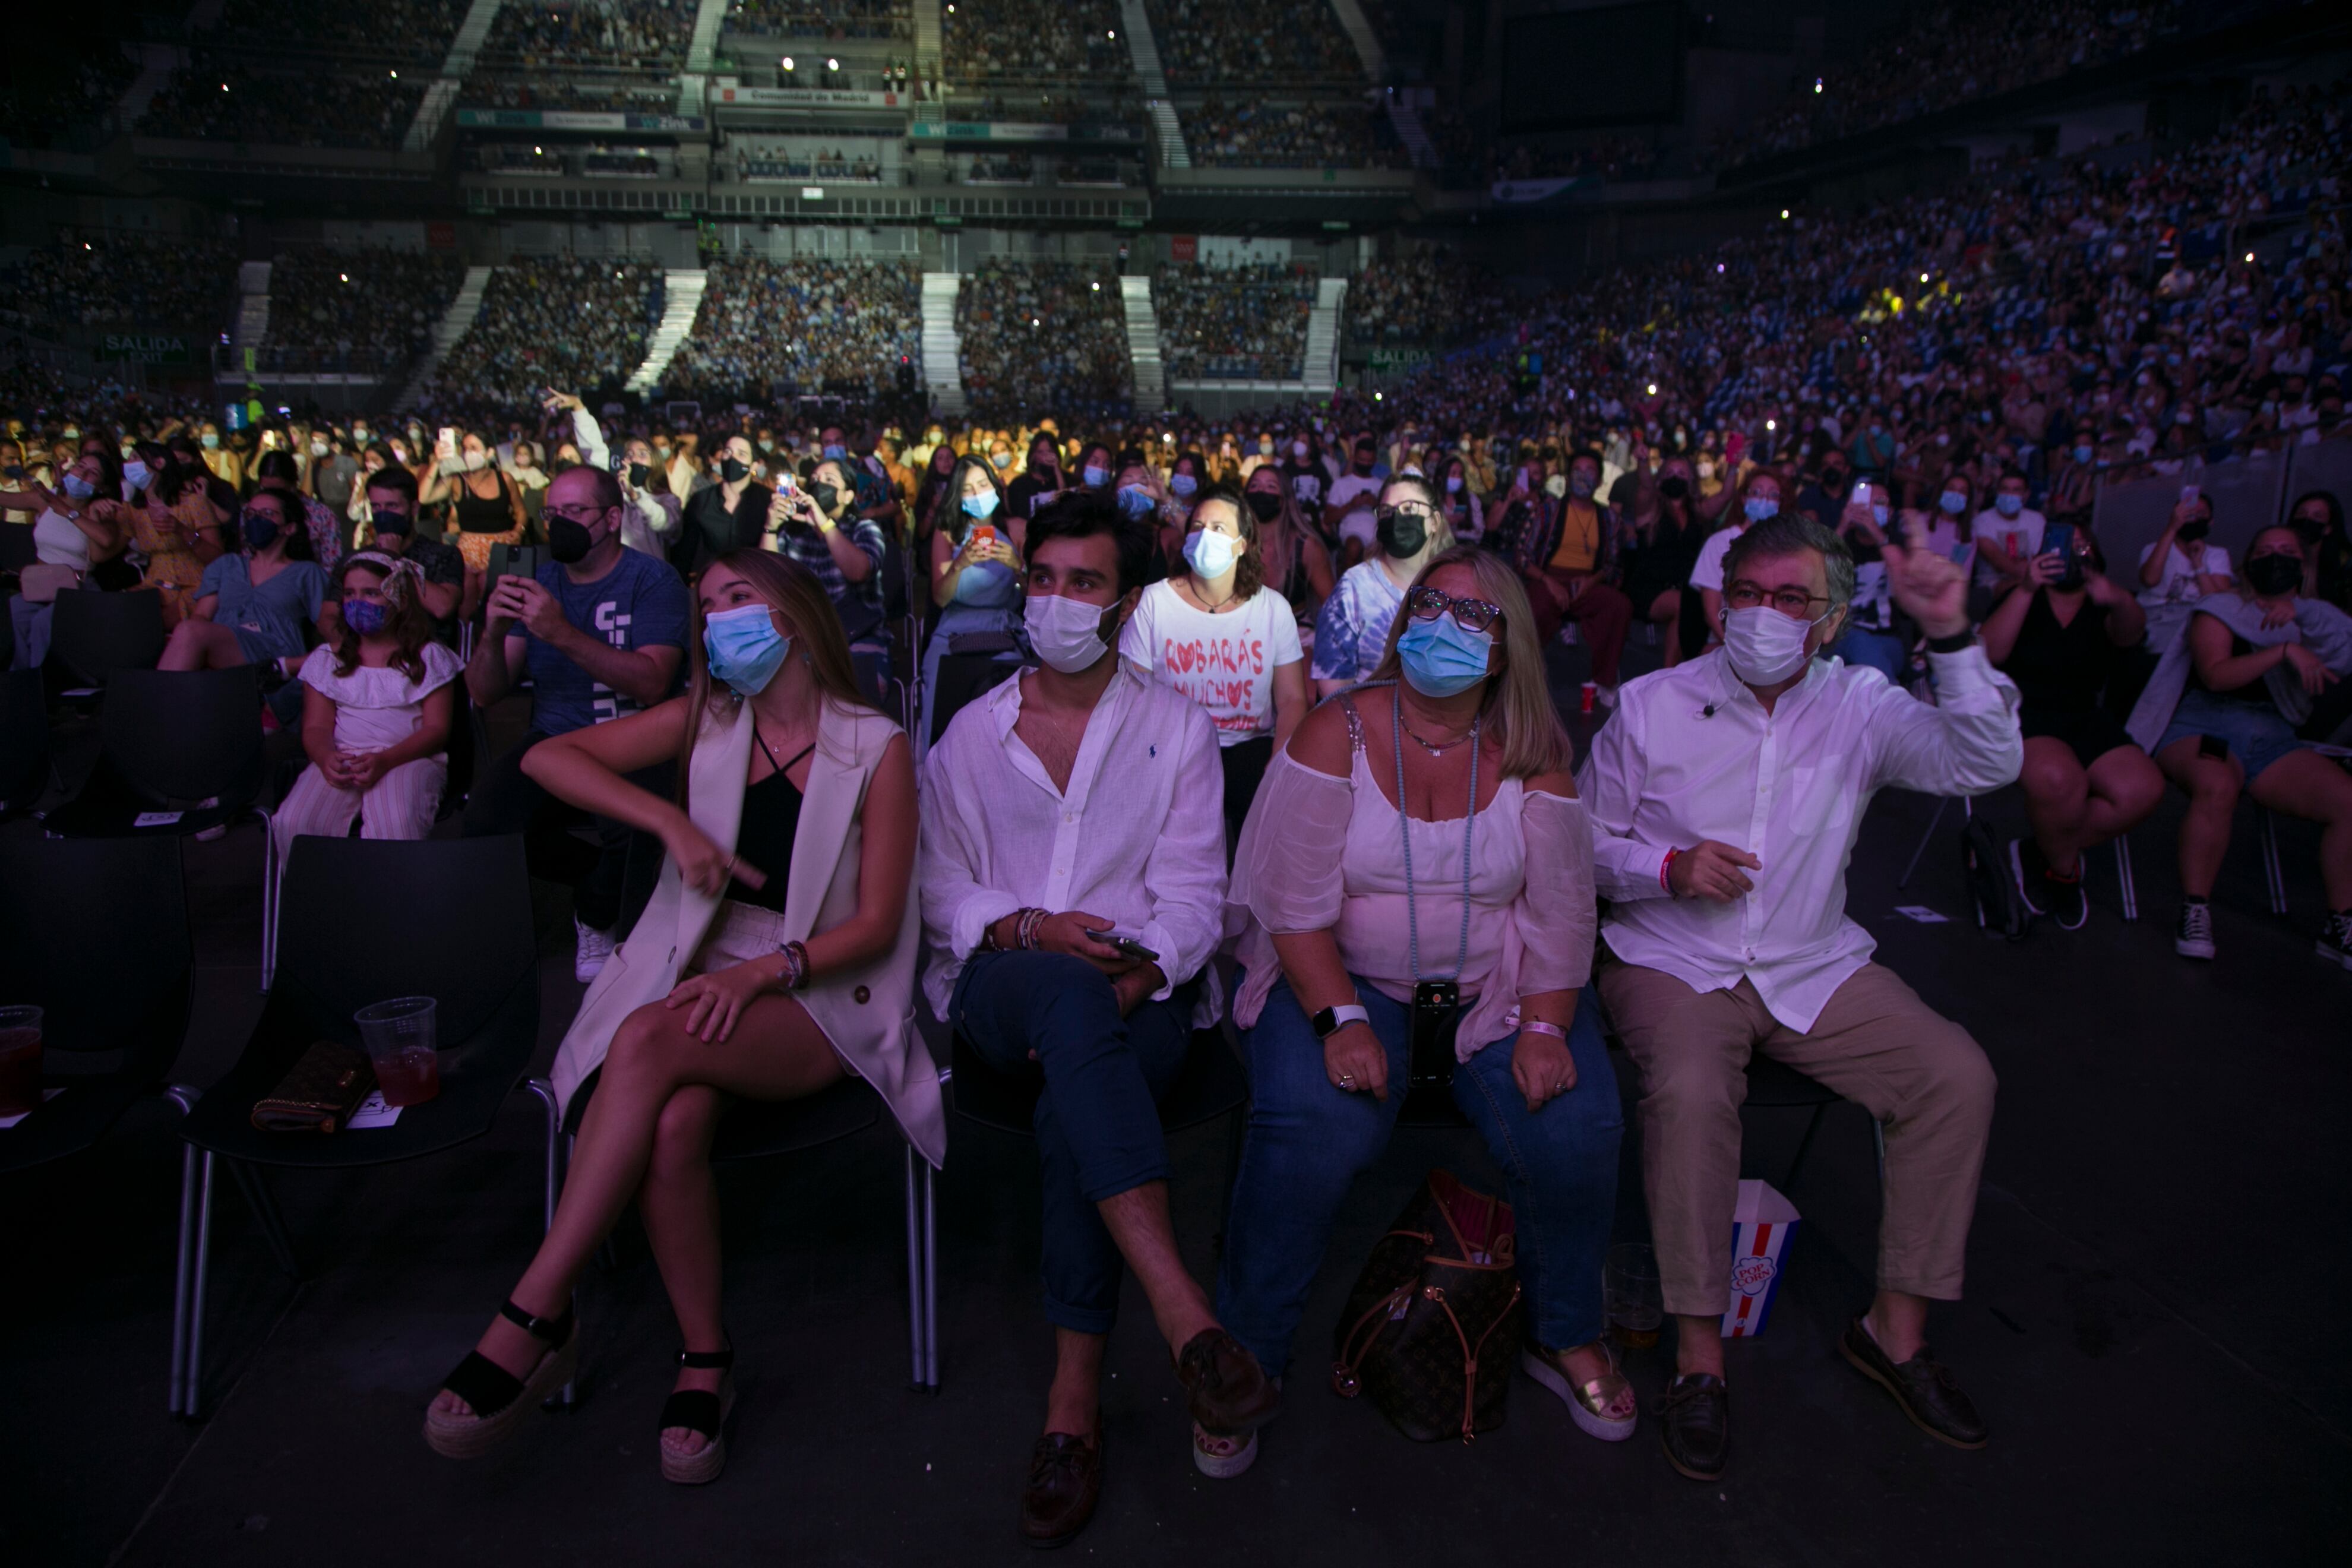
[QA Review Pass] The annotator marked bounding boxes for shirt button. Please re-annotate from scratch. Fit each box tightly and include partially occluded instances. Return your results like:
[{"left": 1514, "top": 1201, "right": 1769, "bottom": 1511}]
[{"left": 853, "top": 985, "right": 870, "bottom": 1005}]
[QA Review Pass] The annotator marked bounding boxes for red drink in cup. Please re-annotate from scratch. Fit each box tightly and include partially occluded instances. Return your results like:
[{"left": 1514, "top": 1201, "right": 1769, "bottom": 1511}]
[
  {"left": 0, "top": 1006, "right": 43, "bottom": 1118},
  {"left": 353, "top": 996, "right": 440, "bottom": 1109}
]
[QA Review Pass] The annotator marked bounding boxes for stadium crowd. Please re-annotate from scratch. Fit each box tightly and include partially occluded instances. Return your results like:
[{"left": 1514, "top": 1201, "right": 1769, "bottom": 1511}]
[
  {"left": 480, "top": 0, "right": 696, "bottom": 71},
  {"left": 1144, "top": 0, "right": 1363, "bottom": 86},
  {"left": 1343, "top": 251, "right": 1515, "bottom": 349},
  {"left": 1181, "top": 99, "right": 1405, "bottom": 170},
  {"left": 460, "top": 77, "right": 684, "bottom": 113},
  {"left": 261, "top": 249, "right": 467, "bottom": 370},
  {"left": 2, "top": 230, "right": 239, "bottom": 334},
  {"left": 941, "top": 0, "right": 1130, "bottom": 80},
  {"left": 665, "top": 256, "right": 920, "bottom": 399},
  {"left": 423, "top": 257, "right": 663, "bottom": 419},
  {"left": 0, "top": 38, "right": 137, "bottom": 151},
  {"left": 728, "top": 0, "right": 913, "bottom": 41},
  {"left": 1153, "top": 261, "right": 1316, "bottom": 380},
  {"left": 137, "top": 61, "right": 426, "bottom": 149},
  {"left": 956, "top": 257, "right": 1132, "bottom": 421},
  {"left": 195, "top": 0, "right": 463, "bottom": 64}
]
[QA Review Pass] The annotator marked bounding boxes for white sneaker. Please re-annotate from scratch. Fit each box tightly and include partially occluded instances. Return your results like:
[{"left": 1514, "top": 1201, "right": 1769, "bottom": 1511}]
[
  {"left": 574, "top": 917, "right": 615, "bottom": 983},
  {"left": 2174, "top": 902, "right": 2215, "bottom": 961}
]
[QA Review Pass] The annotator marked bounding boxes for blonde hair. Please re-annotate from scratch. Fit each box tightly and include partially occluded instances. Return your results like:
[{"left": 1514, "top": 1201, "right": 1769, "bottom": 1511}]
[{"left": 1365, "top": 545, "right": 1574, "bottom": 780}]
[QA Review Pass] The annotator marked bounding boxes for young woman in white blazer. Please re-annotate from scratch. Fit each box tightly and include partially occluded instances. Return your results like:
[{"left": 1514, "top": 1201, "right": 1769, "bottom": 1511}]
[{"left": 425, "top": 549, "right": 941, "bottom": 1484}]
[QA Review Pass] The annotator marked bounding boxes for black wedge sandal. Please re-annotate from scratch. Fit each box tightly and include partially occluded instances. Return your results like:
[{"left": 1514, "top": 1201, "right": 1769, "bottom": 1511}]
[
  {"left": 659, "top": 1343, "right": 737, "bottom": 1485},
  {"left": 421, "top": 1298, "right": 578, "bottom": 1460}
]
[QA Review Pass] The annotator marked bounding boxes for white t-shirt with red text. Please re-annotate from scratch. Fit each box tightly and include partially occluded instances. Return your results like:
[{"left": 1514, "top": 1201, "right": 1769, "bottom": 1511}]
[{"left": 1120, "top": 578, "right": 1304, "bottom": 748}]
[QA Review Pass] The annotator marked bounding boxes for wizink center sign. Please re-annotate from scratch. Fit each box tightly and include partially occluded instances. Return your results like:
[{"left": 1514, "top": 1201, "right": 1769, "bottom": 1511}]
[{"left": 95, "top": 333, "right": 192, "bottom": 365}]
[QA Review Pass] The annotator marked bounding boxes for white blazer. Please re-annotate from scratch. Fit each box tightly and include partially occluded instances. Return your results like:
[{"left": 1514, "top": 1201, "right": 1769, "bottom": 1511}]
[{"left": 549, "top": 694, "right": 945, "bottom": 1167}]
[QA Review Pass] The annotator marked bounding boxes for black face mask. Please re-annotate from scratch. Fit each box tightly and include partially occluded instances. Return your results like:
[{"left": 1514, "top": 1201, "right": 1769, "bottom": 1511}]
[
  {"left": 810, "top": 482, "right": 840, "bottom": 514},
  {"left": 628, "top": 461, "right": 652, "bottom": 489},
  {"left": 1245, "top": 489, "right": 1283, "bottom": 523},
  {"left": 719, "top": 457, "right": 749, "bottom": 483},
  {"left": 1820, "top": 469, "right": 1850, "bottom": 495},
  {"left": 1352, "top": 452, "right": 1374, "bottom": 474},
  {"left": 2243, "top": 552, "right": 2304, "bottom": 596},
  {"left": 370, "top": 508, "right": 412, "bottom": 538},
  {"left": 548, "top": 515, "right": 595, "bottom": 564},
  {"left": 242, "top": 511, "right": 282, "bottom": 552},
  {"left": 2176, "top": 516, "right": 2210, "bottom": 543},
  {"left": 1376, "top": 505, "right": 1427, "bottom": 559},
  {"left": 1658, "top": 476, "right": 1690, "bottom": 500}
]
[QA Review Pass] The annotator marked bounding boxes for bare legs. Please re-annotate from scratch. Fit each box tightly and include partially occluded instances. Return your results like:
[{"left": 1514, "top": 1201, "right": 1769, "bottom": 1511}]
[
  {"left": 2155, "top": 738, "right": 2243, "bottom": 898},
  {"left": 158, "top": 618, "right": 257, "bottom": 672},
  {"left": 429, "top": 994, "right": 844, "bottom": 1457},
  {"left": 1045, "top": 1180, "right": 1222, "bottom": 1438},
  {"left": 1646, "top": 587, "right": 1684, "bottom": 668},
  {"left": 2019, "top": 738, "right": 2164, "bottom": 875}
]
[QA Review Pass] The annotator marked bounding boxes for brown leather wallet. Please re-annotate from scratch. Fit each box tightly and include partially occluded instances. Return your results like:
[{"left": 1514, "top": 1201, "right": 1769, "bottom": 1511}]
[{"left": 251, "top": 1041, "right": 377, "bottom": 1133}]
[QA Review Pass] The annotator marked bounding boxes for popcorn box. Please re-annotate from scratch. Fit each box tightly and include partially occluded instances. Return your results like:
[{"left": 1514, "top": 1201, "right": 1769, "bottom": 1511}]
[{"left": 1720, "top": 1179, "right": 1800, "bottom": 1339}]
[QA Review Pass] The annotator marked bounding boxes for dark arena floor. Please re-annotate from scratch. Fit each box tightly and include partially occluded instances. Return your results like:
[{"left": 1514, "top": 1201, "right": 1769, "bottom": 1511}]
[{"left": 6, "top": 638, "right": 2350, "bottom": 1568}]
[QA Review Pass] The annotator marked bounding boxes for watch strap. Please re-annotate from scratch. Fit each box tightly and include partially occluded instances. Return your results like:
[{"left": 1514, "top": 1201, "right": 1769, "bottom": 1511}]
[
  {"left": 1312, "top": 1003, "right": 1371, "bottom": 1039},
  {"left": 1924, "top": 628, "right": 1976, "bottom": 653}
]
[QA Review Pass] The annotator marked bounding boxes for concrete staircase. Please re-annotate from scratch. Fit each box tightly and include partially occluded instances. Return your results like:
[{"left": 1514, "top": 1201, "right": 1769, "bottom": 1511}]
[
  {"left": 118, "top": 43, "right": 181, "bottom": 126},
  {"left": 1118, "top": 276, "right": 1164, "bottom": 415},
  {"left": 1304, "top": 276, "right": 1346, "bottom": 392},
  {"left": 626, "top": 269, "right": 707, "bottom": 394},
  {"left": 444, "top": 0, "right": 501, "bottom": 75},
  {"left": 686, "top": 0, "right": 728, "bottom": 74},
  {"left": 403, "top": 78, "right": 462, "bottom": 153},
  {"left": 405, "top": 0, "right": 500, "bottom": 151},
  {"left": 232, "top": 261, "right": 271, "bottom": 349},
  {"left": 1117, "top": 0, "right": 1188, "bottom": 169},
  {"left": 1387, "top": 97, "right": 1438, "bottom": 169},
  {"left": 1327, "top": 0, "right": 1387, "bottom": 83},
  {"left": 396, "top": 263, "right": 492, "bottom": 412},
  {"left": 919, "top": 273, "right": 966, "bottom": 416}
]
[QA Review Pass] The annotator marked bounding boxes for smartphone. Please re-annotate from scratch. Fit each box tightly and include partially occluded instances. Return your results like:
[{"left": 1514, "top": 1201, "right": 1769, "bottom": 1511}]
[
  {"left": 2180, "top": 483, "right": 2200, "bottom": 505},
  {"left": 437, "top": 426, "right": 457, "bottom": 455},
  {"left": 971, "top": 521, "right": 997, "bottom": 552},
  {"left": 1406, "top": 979, "right": 1461, "bottom": 1093},
  {"left": 1851, "top": 478, "right": 1872, "bottom": 508},
  {"left": 1088, "top": 930, "right": 1159, "bottom": 964},
  {"left": 2040, "top": 521, "right": 2076, "bottom": 564},
  {"left": 775, "top": 468, "right": 795, "bottom": 493}
]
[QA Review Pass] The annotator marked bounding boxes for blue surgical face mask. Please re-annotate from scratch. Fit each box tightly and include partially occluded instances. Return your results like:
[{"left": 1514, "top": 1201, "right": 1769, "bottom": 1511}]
[
  {"left": 2074, "top": 444, "right": 2094, "bottom": 463},
  {"left": 343, "top": 598, "right": 390, "bottom": 636},
  {"left": 61, "top": 472, "right": 96, "bottom": 501},
  {"left": 124, "top": 460, "right": 151, "bottom": 491},
  {"left": 1183, "top": 527, "right": 1238, "bottom": 579},
  {"left": 1445, "top": 475, "right": 1463, "bottom": 494},
  {"left": 1169, "top": 473, "right": 1198, "bottom": 498},
  {"left": 961, "top": 489, "right": 1000, "bottom": 520},
  {"left": 1396, "top": 614, "right": 1495, "bottom": 698},
  {"left": 1995, "top": 493, "right": 2024, "bottom": 517},
  {"left": 1117, "top": 485, "right": 1156, "bottom": 520},
  {"left": 1743, "top": 496, "right": 1778, "bottom": 523},
  {"left": 1871, "top": 504, "right": 1890, "bottom": 527},
  {"left": 1939, "top": 491, "right": 1967, "bottom": 514},
  {"left": 703, "top": 603, "right": 791, "bottom": 696},
  {"left": 1083, "top": 464, "right": 1111, "bottom": 488},
  {"left": 821, "top": 443, "right": 846, "bottom": 461}
]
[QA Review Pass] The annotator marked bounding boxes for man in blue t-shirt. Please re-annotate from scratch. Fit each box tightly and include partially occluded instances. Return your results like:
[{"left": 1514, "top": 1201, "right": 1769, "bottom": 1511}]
[{"left": 463, "top": 466, "right": 688, "bottom": 980}]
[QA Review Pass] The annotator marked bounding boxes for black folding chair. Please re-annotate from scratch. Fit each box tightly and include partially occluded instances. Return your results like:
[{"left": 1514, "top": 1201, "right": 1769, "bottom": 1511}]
[
  {"left": 165, "top": 836, "right": 547, "bottom": 1418},
  {"left": 0, "top": 519, "right": 37, "bottom": 574},
  {"left": 0, "top": 665, "right": 53, "bottom": 816},
  {"left": 46, "top": 588, "right": 165, "bottom": 698},
  {"left": 928, "top": 647, "right": 1023, "bottom": 745},
  {"left": 561, "top": 1066, "right": 943, "bottom": 1391},
  {"left": 0, "top": 837, "right": 191, "bottom": 1174},
  {"left": 1742, "top": 1054, "right": 1886, "bottom": 1191},
  {"left": 38, "top": 667, "right": 281, "bottom": 985}
]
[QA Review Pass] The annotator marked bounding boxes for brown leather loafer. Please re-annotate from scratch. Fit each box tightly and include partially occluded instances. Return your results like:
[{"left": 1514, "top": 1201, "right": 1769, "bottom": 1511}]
[
  {"left": 1018, "top": 1430, "right": 1102, "bottom": 1550},
  {"left": 1657, "top": 1373, "right": 1728, "bottom": 1481},
  {"left": 1174, "top": 1328, "right": 1280, "bottom": 1436},
  {"left": 1839, "top": 1318, "right": 1988, "bottom": 1449}
]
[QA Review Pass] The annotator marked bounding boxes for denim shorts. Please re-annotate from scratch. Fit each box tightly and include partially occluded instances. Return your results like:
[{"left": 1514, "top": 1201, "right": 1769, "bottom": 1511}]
[{"left": 2157, "top": 686, "right": 2311, "bottom": 783}]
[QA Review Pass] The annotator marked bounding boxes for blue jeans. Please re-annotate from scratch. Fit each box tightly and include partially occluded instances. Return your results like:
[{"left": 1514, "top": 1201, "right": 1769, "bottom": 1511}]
[
  {"left": 1831, "top": 622, "right": 1908, "bottom": 681},
  {"left": 1216, "top": 975, "right": 1622, "bottom": 1377},
  {"left": 952, "top": 950, "right": 1194, "bottom": 1335}
]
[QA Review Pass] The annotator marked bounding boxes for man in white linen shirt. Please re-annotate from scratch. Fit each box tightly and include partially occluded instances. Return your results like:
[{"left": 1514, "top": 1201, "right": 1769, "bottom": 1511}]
[
  {"left": 1578, "top": 515, "right": 2021, "bottom": 1482},
  {"left": 919, "top": 492, "right": 1278, "bottom": 1548}
]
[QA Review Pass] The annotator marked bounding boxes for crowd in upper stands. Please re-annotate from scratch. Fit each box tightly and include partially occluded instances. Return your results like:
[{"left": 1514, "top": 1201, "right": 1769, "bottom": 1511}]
[
  {"left": 1181, "top": 99, "right": 1405, "bottom": 170},
  {"left": 262, "top": 250, "right": 468, "bottom": 369},
  {"left": 728, "top": 0, "right": 913, "bottom": 40},
  {"left": 665, "top": 256, "right": 921, "bottom": 398},
  {"left": 1144, "top": 0, "right": 1363, "bottom": 86},
  {"left": 423, "top": 257, "right": 663, "bottom": 418},
  {"left": 138, "top": 61, "right": 426, "bottom": 148},
  {"left": 956, "top": 257, "right": 1131, "bottom": 420},
  {"left": 1487, "top": 135, "right": 1661, "bottom": 186},
  {"left": 1153, "top": 261, "right": 1316, "bottom": 381},
  {"left": 461, "top": 77, "right": 684, "bottom": 113},
  {"left": 1343, "top": 251, "right": 1515, "bottom": 350},
  {"left": 0, "top": 39, "right": 137, "bottom": 151},
  {"left": 2, "top": 230, "right": 239, "bottom": 334},
  {"left": 480, "top": 0, "right": 696, "bottom": 70},
  {"left": 732, "top": 143, "right": 888, "bottom": 181},
  {"left": 198, "top": 0, "right": 463, "bottom": 64},
  {"left": 941, "top": 0, "right": 1130, "bottom": 80}
]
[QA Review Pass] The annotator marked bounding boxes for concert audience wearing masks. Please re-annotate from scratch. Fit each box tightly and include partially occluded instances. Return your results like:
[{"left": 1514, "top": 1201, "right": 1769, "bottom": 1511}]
[
  {"left": 918, "top": 492, "right": 1275, "bottom": 1549},
  {"left": 159, "top": 486, "right": 330, "bottom": 687},
  {"left": 463, "top": 465, "right": 691, "bottom": 982},
  {"left": 1580, "top": 516, "right": 2021, "bottom": 1481},
  {"left": 429, "top": 551, "right": 938, "bottom": 1485},
  {"left": 764, "top": 456, "right": 889, "bottom": 642},
  {"left": 1493, "top": 447, "right": 1633, "bottom": 704},
  {"left": 2127, "top": 523, "right": 2352, "bottom": 967},
  {"left": 1311, "top": 475, "right": 1455, "bottom": 699},
  {"left": 922, "top": 454, "right": 1025, "bottom": 744},
  {"left": 1, "top": 448, "right": 132, "bottom": 668},
  {"left": 1219, "top": 546, "right": 1631, "bottom": 1479},
  {"left": 352, "top": 463, "right": 466, "bottom": 626}
]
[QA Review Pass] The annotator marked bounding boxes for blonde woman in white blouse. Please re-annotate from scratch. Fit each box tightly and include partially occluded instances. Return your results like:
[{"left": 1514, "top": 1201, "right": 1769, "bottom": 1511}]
[{"left": 1215, "top": 545, "right": 1633, "bottom": 1480}]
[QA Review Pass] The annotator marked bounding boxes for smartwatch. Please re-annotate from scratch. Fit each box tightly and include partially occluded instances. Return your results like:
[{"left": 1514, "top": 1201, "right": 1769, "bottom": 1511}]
[
  {"left": 1311, "top": 1003, "right": 1370, "bottom": 1039},
  {"left": 1924, "top": 627, "right": 1977, "bottom": 654}
]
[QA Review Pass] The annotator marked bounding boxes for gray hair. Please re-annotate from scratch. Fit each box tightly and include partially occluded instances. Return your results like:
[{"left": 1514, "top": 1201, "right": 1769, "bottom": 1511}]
[{"left": 1721, "top": 515, "right": 1856, "bottom": 609}]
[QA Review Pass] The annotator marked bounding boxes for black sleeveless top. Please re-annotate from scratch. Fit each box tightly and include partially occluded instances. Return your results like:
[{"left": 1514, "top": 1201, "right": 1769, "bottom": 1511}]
[
  {"left": 723, "top": 735, "right": 813, "bottom": 913},
  {"left": 453, "top": 472, "right": 514, "bottom": 534}
]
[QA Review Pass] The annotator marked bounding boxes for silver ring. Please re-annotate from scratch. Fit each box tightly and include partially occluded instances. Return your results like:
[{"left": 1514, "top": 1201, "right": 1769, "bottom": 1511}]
[{"left": 1339, "top": 1074, "right": 1355, "bottom": 1089}]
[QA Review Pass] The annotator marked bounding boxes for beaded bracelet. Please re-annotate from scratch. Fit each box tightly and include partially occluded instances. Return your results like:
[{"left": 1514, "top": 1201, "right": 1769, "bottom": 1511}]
[
  {"left": 1660, "top": 846, "right": 1682, "bottom": 895},
  {"left": 784, "top": 940, "right": 811, "bottom": 991},
  {"left": 1018, "top": 906, "right": 1049, "bottom": 951}
]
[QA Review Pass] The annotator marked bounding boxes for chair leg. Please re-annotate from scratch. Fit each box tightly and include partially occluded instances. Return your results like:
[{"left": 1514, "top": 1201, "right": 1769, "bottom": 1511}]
[
  {"left": 169, "top": 1139, "right": 200, "bottom": 1416},
  {"left": 1898, "top": 796, "right": 1951, "bottom": 890},
  {"left": 1780, "top": 1102, "right": 1830, "bottom": 1193},
  {"left": 228, "top": 1159, "right": 301, "bottom": 1280},
  {"left": 258, "top": 814, "right": 279, "bottom": 993},
  {"left": 904, "top": 1145, "right": 927, "bottom": 1390},
  {"left": 921, "top": 1156, "right": 939, "bottom": 1391},
  {"left": 1872, "top": 1118, "right": 1888, "bottom": 1186},
  {"left": 183, "top": 1150, "right": 217, "bottom": 1419},
  {"left": 2261, "top": 808, "right": 2288, "bottom": 916},
  {"left": 2114, "top": 833, "right": 2139, "bottom": 922},
  {"left": 525, "top": 1079, "right": 560, "bottom": 1235}
]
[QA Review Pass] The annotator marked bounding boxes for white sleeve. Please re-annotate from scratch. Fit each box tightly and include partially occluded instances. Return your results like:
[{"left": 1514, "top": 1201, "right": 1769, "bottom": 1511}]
[
  {"left": 1118, "top": 584, "right": 1158, "bottom": 671},
  {"left": 1515, "top": 792, "right": 1598, "bottom": 993},
  {"left": 1269, "top": 595, "right": 1303, "bottom": 666},
  {"left": 571, "top": 408, "right": 609, "bottom": 470}
]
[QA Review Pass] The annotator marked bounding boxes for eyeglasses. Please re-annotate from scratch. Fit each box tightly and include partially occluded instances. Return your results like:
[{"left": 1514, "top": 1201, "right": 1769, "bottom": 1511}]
[
  {"left": 1405, "top": 584, "right": 1504, "bottom": 633},
  {"left": 1725, "top": 582, "right": 1832, "bottom": 618},
  {"left": 1375, "top": 502, "right": 1436, "bottom": 526},
  {"left": 543, "top": 504, "right": 609, "bottom": 526}
]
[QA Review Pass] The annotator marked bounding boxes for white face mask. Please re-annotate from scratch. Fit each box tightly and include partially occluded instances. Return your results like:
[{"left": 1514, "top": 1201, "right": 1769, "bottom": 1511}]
[
  {"left": 1183, "top": 528, "right": 1238, "bottom": 579},
  {"left": 1025, "top": 592, "right": 1117, "bottom": 674},
  {"left": 1721, "top": 605, "right": 1829, "bottom": 686}
]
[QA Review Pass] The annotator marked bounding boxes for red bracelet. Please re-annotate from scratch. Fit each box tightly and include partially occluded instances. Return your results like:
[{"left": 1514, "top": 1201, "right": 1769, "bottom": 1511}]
[{"left": 1660, "top": 847, "right": 1681, "bottom": 894}]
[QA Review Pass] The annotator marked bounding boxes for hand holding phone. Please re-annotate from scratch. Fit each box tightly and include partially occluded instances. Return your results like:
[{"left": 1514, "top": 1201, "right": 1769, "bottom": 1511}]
[{"left": 1086, "top": 930, "right": 1159, "bottom": 965}]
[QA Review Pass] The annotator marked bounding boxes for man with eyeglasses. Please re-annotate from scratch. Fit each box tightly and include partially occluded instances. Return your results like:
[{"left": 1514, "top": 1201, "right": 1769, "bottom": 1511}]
[
  {"left": 1577, "top": 515, "right": 2022, "bottom": 1482},
  {"left": 352, "top": 463, "right": 463, "bottom": 626},
  {"left": 463, "top": 465, "right": 689, "bottom": 982}
]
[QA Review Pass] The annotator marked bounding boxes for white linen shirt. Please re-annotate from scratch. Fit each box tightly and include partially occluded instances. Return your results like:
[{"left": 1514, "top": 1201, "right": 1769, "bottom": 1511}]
[
  {"left": 918, "top": 665, "right": 1228, "bottom": 1021},
  {"left": 1577, "top": 646, "right": 2022, "bottom": 1032}
]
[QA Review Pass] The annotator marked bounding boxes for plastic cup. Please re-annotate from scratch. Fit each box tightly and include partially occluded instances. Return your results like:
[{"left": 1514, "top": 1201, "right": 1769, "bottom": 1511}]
[
  {"left": 0, "top": 1005, "right": 42, "bottom": 1118},
  {"left": 1605, "top": 1241, "right": 1664, "bottom": 1348},
  {"left": 353, "top": 996, "right": 440, "bottom": 1108}
]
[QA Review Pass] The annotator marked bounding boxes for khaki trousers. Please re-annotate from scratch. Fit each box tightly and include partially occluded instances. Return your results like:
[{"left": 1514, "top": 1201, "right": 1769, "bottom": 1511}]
[{"left": 1597, "top": 957, "right": 1996, "bottom": 1317}]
